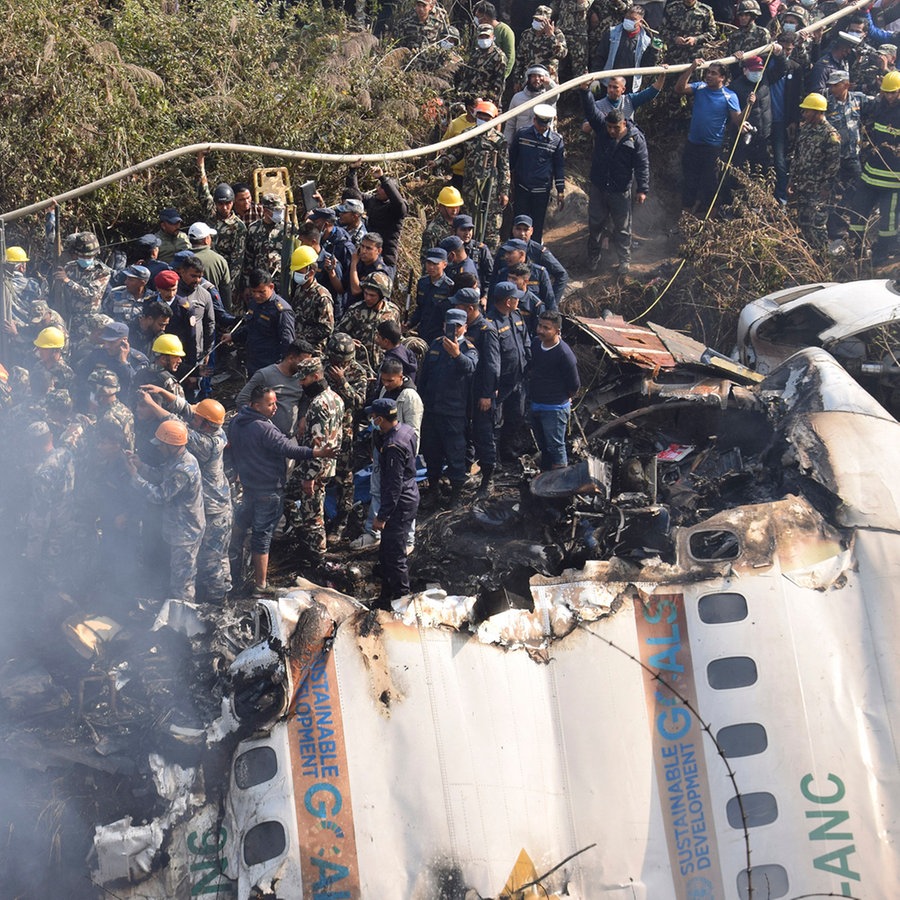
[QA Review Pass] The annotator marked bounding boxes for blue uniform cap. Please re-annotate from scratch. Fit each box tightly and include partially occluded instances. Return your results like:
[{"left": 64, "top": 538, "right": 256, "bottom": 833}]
[
  {"left": 124, "top": 264, "right": 151, "bottom": 281},
  {"left": 512, "top": 215, "right": 533, "bottom": 227},
  {"left": 100, "top": 321, "right": 130, "bottom": 341},
  {"left": 451, "top": 287, "right": 480, "bottom": 306},
  {"left": 172, "top": 250, "right": 199, "bottom": 267},
  {"left": 445, "top": 308, "right": 468, "bottom": 326},
  {"left": 159, "top": 207, "right": 183, "bottom": 224},
  {"left": 136, "top": 233, "right": 162, "bottom": 249},
  {"left": 310, "top": 207, "right": 337, "bottom": 221},
  {"left": 501, "top": 238, "right": 528, "bottom": 253},
  {"left": 439, "top": 235, "right": 464, "bottom": 251},
  {"left": 425, "top": 247, "right": 448, "bottom": 261},
  {"left": 453, "top": 214, "right": 475, "bottom": 229},
  {"left": 365, "top": 397, "right": 398, "bottom": 418},
  {"left": 494, "top": 280, "right": 525, "bottom": 300}
]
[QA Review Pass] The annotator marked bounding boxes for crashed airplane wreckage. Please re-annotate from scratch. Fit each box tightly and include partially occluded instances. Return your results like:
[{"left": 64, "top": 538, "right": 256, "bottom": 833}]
[{"left": 34, "top": 316, "right": 900, "bottom": 898}]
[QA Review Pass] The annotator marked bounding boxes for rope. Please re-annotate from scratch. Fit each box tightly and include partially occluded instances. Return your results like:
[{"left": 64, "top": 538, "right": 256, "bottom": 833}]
[{"left": 0, "top": 0, "right": 872, "bottom": 224}]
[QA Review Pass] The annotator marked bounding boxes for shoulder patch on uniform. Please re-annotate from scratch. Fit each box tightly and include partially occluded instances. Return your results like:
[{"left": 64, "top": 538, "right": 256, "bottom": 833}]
[{"left": 276, "top": 298, "right": 291, "bottom": 311}]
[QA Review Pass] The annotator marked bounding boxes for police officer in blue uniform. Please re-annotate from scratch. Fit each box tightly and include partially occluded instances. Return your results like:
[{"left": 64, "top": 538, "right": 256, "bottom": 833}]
[
  {"left": 419, "top": 308, "right": 479, "bottom": 509},
  {"left": 486, "top": 281, "right": 531, "bottom": 474},
  {"left": 453, "top": 214, "right": 494, "bottom": 300},
  {"left": 408, "top": 247, "right": 456, "bottom": 343},
  {"left": 229, "top": 268, "right": 295, "bottom": 375},
  {"left": 490, "top": 238, "right": 556, "bottom": 310},
  {"left": 369, "top": 397, "right": 420, "bottom": 608},
  {"left": 510, "top": 214, "right": 569, "bottom": 304},
  {"left": 439, "top": 235, "right": 480, "bottom": 287}
]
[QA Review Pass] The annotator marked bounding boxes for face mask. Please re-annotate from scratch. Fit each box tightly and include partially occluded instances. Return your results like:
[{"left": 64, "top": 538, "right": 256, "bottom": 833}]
[
  {"left": 746, "top": 70, "right": 764, "bottom": 82},
  {"left": 800, "top": 0, "right": 816, "bottom": 6},
  {"left": 76, "top": 257, "right": 93, "bottom": 269},
  {"left": 622, "top": 18, "right": 637, "bottom": 30},
  {"left": 89, "top": 392, "right": 97, "bottom": 405},
  {"left": 270, "top": 209, "right": 285, "bottom": 224},
  {"left": 293, "top": 271, "right": 311, "bottom": 286},
  {"left": 477, "top": 38, "right": 492, "bottom": 49},
  {"left": 782, "top": 21, "right": 797, "bottom": 31},
  {"left": 532, "top": 19, "right": 543, "bottom": 30}
]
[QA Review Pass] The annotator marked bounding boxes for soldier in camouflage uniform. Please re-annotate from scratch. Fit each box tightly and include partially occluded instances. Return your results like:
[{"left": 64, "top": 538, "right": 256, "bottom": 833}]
[
  {"left": 789, "top": 93, "right": 842, "bottom": 249},
  {"left": 289, "top": 244, "right": 334, "bottom": 352},
  {"left": 324, "top": 332, "right": 369, "bottom": 535},
  {"left": 3, "top": 247, "right": 45, "bottom": 339},
  {"left": 457, "top": 25, "right": 508, "bottom": 107},
  {"left": 337, "top": 272, "right": 401, "bottom": 369},
  {"left": 727, "top": 0, "right": 772, "bottom": 59},
  {"left": 5, "top": 300, "right": 67, "bottom": 369},
  {"left": 52, "top": 232, "right": 112, "bottom": 340},
  {"left": 589, "top": 0, "right": 634, "bottom": 54},
  {"left": 392, "top": 0, "right": 451, "bottom": 51},
  {"left": 22, "top": 421, "right": 76, "bottom": 585},
  {"left": 442, "top": 101, "right": 511, "bottom": 252},
  {"left": 514, "top": 5, "right": 568, "bottom": 86},
  {"left": 557, "top": 0, "right": 591, "bottom": 78},
  {"left": 133, "top": 333, "right": 187, "bottom": 403},
  {"left": 663, "top": 0, "right": 717, "bottom": 65},
  {"left": 289, "top": 358, "right": 344, "bottom": 565},
  {"left": 140, "top": 387, "right": 232, "bottom": 602},
  {"left": 30, "top": 326, "right": 75, "bottom": 397},
  {"left": 88, "top": 368, "right": 135, "bottom": 451},
  {"left": 124, "top": 418, "right": 205, "bottom": 602},
  {"left": 244, "top": 193, "right": 287, "bottom": 286},
  {"left": 420, "top": 185, "right": 464, "bottom": 265}
]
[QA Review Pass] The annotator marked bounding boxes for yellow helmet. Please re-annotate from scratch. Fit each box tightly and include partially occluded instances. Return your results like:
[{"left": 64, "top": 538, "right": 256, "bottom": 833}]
[
  {"left": 154, "top": 419, "right": 189, "bottom": 446},
  {"left": 151, "top": 334, "right": 185, "bottom": 356},
  {"left": 192, "top": 398, "right": 226, "bottom": 426},
  {"left": 799, "top": 92, "right": 828, "bottom": 112},
  {"left": 437, "top": 185, "right": 464, "bottom": 207},
  {"left": 34, "top": 326, "right": 66, "bottom": 349},
  {"left": 5, "top": 246, "right": 29, "bottom": 263},
  {"left": 290, "top": 244, "right": 319, "bottom": 272},
  {"left": 881, "top": 70, "right": 900, "bottom": 92}
]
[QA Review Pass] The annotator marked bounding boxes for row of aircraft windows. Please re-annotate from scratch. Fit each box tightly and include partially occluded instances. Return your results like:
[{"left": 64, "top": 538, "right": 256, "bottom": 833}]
[{"left": 699, "top": 588, "right": 789, "bottom": 900}]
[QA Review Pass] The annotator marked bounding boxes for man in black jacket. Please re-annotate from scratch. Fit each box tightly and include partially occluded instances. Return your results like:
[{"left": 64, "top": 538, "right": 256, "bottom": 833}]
[
  {"left": 345, "top": 164, "right": 408, "bottom": 271},
  {"left": 581, "top": 87, "right": 650, "bottom": 275}
]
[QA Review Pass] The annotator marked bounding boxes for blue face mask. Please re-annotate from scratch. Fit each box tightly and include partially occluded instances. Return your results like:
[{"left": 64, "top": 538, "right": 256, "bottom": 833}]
[
  {"left": 293, "top": 271, "right": 311, "bottom": 286},
  {"left": 76, "top": 257, "right": 93, "bottom": 269},
  {"left": 746, "top": 70, "right": 764, "bottom": 83}
]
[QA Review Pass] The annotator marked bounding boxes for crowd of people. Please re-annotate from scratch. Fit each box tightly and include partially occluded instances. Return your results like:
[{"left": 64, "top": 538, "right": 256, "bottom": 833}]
[{"left": 3, "top": 0, "right": 899, "bottom": 608}]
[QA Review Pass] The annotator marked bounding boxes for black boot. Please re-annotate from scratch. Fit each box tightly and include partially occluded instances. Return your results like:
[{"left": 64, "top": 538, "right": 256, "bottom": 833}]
[
  {"left": 475, "top": 465, "right": 495, "bottom": 500},
  {"left": 446, "top": 483, "right": 465, "bottom": 509}
]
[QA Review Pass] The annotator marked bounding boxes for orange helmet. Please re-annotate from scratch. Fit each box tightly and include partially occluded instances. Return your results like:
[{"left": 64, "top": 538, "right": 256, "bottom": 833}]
[
  {"left": 473, "top": 100, "right": 499, "bottom": 119},
  {"left": 192, "top": 398, "right": 226, "bottom": 426},
  {"left": 153, "top": 419, "right": 189, "bottom": 446}
]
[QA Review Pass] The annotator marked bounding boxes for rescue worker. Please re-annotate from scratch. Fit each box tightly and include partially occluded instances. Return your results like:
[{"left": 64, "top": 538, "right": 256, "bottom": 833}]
[
  {"left": 77, "top": 320, "right": 149, "bottom": 404},
  {"left": 134, "top": 333, "right": 186, "bottom": 401},
  {"left": 30, "top": 326, "right": 74, "bottom": 397},
  {"left": 227, "top": 268, "right": 295, "bottom": 375},
  {"left": 408, "top": 247, "right": 456, "bottom": 342},
  {"left": 187, "top": 222, "right": 232, "bottom": 311},
  {"left": 154, "top": 208, "right": 191, "bottom": 263},
  {"left": 419, "top": 307, "right": 479, "bottom": 509},
  {"left": 52, "top": 232, "right": 112, "bottom": 339},
  {"left": 514, "top": 5, "right": 568, "bottom": 86},
  {"left": 124, "top": 418, "right": 205, "bottom": 602},
  {"left": 421, "top": 185, "right": 465, "bottom": 264},
  {"left": 457, "top": 24, "right": 508, "bottom": 107},
  {"left": 87, "top": 368, "right": 135, "bottom": 451},
  {"left": 289, "top": 244, "right": 334, "bottom": 352},
  {"left": 510, "top": 215, "right": 569, "bottom": 304},
  {"left": 104, "top": 265, "right": 151, "bottom": 323},
  {"left": 244, "top": 193, "right": 287, "bottom": 283},
  {"left": 369, "top": 397, "right": 420, "bottom": 607},
  {"left": 337, "top": 271, "right": 401, "bottom": 368}
]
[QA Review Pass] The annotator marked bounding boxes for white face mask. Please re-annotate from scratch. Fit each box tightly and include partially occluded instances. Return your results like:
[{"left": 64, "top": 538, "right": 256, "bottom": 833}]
[
  {"left": 270, "top": 209, "right": 285, "bottom": 224},
  {"left": 746, "top": 70, "right": 764, "bottom": 82},
  {"left": 782, "top": 21, "right": 797, "bottom": 31},
  {"left": 477, "top": 38, "right": 492, "bottom": 49},
  {"left": 532, "top": 19, "right": 543, "bottom": 30},
  {"left": 622, "top": 18, "right": 637, "bottom": 30},
  {"left": 293, "top": 271, "right": 311, "bottom": 285}
]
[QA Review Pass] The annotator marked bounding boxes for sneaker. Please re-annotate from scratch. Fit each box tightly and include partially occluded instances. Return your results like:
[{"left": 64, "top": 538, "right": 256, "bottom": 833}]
[
  {"left": 253, "top": 583, "right": 279, "bottom": 597},
  {"left": 350, "top": 532, "right": 380, "bottom": 549}
]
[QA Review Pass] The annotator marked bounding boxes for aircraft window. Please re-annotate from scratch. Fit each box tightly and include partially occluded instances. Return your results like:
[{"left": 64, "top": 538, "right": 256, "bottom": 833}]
[
  {"left": 234, "top": 746, "right": 279, "bottom": 790},
  {"left": 689, "top": 530, "right": 740, "bottom": 560},
  {"left": 697, "top": 593, "right": 748, "bottom": 624},
  {"left": 727, "top": 792, "right": 778, "bottom": 828},
  {"left": 707, "top": 656, "right": 758, "bottom": 690},
  {"left": 244, "top": 821, "right": 287, "bottom": 866},
  {"left": 755, "top": 304, "right": 833, "bottom": 346},
  {"left": 716, "top": 723, "right": 768, "bottom": 758},
  {"left": 737, "top": 864, "right": 789, "bottom": 899}
]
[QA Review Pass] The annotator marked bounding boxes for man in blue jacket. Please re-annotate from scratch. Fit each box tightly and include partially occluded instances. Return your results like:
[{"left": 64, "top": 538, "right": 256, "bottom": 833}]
[
  {"left": 581, "top": 85, "right": 651, "bottom": 275},
  {"left": 508, "top": 103, "right": 566, "bottom": 243},
  {"left": 228, "top": 384, "right": 334, "bottom": 594}
]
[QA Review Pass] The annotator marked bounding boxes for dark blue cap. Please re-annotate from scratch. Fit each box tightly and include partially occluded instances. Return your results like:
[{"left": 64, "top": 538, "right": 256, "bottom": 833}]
[
  {"left": 310, "top": 207, "right": 337, "bottom": 221},
  {"left": 445, "top": 308, "right": 468, "bottom": 325},
  {"left": 451, "top": 287, "right": 480, "bottom": 306},
  {"left": 501, "top": 238, "right": 528, "bottom": 253},
  {"left": 124, "top": 264, "right": 151, "bottom": 281},
  {"left": 512, "top": 215, "right": 533, "bottom": 227},
  {"left": 453, "top": 214, "right": 475, "bottom": 229},
  {"left": 159, "top": 207, "right": 182, "bottom": 224},
  {"left": 100, "top": 321, "right": 130, "bottom": 341},
  {"left": 136, "top": 233, "right": 162, "bottom": 248},
  {"left": 494, "top": 280, "right": 525, "bottom": 300},
  {"left": 365, "top": 397, "right": 398, "bottom": 418},
  {"left": 172, "top": 250, "right": 199, "bottom": 267},
  {"left": 439, "top": 235, "right": 464, "bottom": 251},
  {"left": 425, "top": 247, "right": 448, "bottom": 261}
]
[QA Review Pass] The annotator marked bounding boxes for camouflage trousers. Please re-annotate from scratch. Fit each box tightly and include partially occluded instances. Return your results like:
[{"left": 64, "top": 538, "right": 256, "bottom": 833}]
[
  {"left": 795, "top": 191, "right": 829, "bottom": 250},
  {"left": 287, "top": 475, "right": 328, "bottom": 562},
  {"left": 331, "top": 441, "right": 355, "bottom": 526},
  {"left": 563, "top": 31, "right": 589, "bottom": 79},
  {"left": 197, "top": 506, "right": 233, "bottom": 601},
  {"left": 168, "top": 540, "right": 201, "bottom": 602}
]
